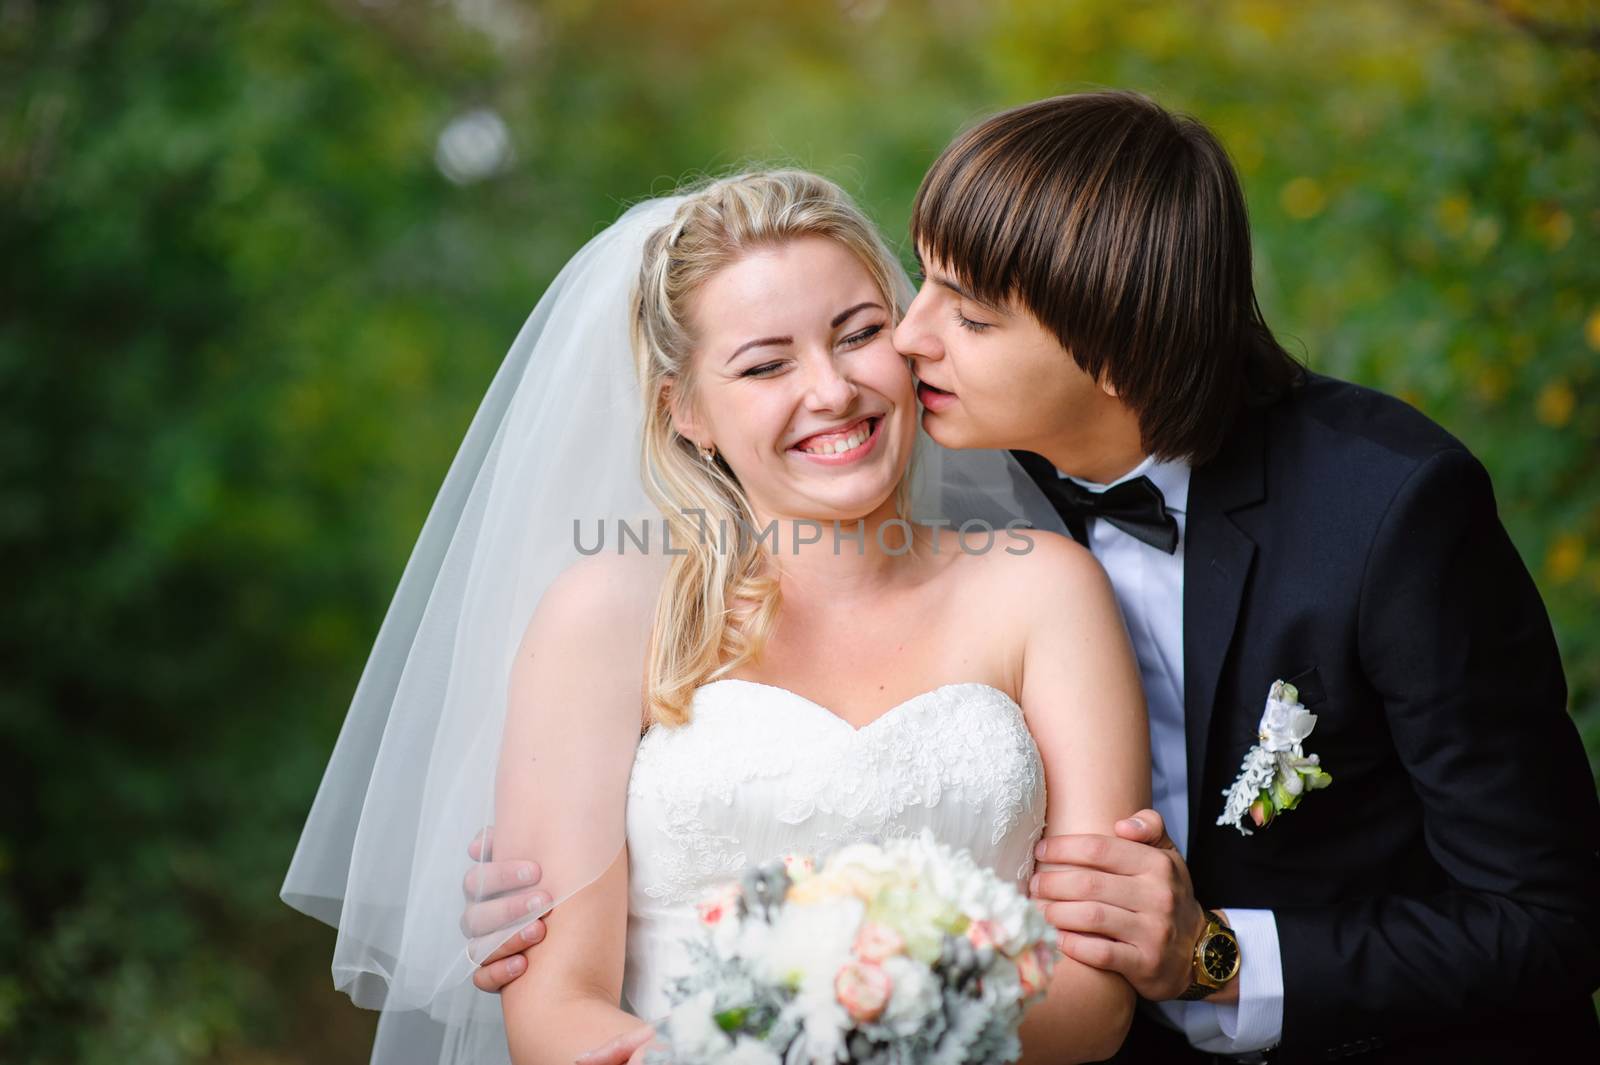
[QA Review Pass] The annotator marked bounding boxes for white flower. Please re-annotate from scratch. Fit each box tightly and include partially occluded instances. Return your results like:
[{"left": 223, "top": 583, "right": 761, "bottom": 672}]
[
  {"left": 879, "top": 955, "right": 941, "bottom": 1039},
  {"left": 719, "top": 1037, "right": 782, "bottom": 1065},
  {"left": 719, "top": 912, "right": 773, "bottom": 961},
  {"left": 936, "top": 848, "right": 1041, "bottom": 956},
  {"left": 761, "top": 896, "right": 865, "bottom": 990},
  {"left": 979, "top": 950, "right": 1023, "bottom": 1009},
  {"left": 825, "top": 842, "right": 899, "bottom": 888},
  {"left": 1219, "top": 679, "right": 1333, "bottom": 835},
  {"left": 991, "top": 884, "right": 1044, "bottom": 956},
  {"left": 867, "top": 886, "right": 961, "bottom": 964},
  {"left": 787, "top": 985, "right": 851, "bottom": 1064},
  {"left": 666, "top": 990, "right": 732, "bottom": 1061},
  {"left": 1257, "top": 680, "right": 1318, "bottom": 753}
]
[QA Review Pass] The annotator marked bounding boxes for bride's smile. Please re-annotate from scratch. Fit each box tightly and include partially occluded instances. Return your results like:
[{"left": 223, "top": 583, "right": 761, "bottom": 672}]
[
  {"left": 788, "top": 414, "right": 881, "bottom": 462},
  {"left": 670, "top": 234, "right": 917, "bottom": 525}
]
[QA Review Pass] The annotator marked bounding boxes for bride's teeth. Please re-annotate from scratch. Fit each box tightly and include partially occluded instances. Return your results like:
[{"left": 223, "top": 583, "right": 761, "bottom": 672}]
[{"left": 799, "top": 420, "right": 872, "bottom": 454}]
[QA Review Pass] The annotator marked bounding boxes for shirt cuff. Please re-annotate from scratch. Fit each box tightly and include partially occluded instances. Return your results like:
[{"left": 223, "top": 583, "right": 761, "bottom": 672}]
[{"left": 1206, "top": 908, "right": 1284, "bottom": 1053}]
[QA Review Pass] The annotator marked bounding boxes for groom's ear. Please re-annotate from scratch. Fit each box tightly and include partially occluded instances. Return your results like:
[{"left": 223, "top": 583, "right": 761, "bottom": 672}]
[{"left": 1096, "top": 370, "right": 1121, "bottom": 399}]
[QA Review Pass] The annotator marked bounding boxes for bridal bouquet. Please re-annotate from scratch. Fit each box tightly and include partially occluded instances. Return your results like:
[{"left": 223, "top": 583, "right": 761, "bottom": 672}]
[{"left": 646, "top": 830, "right": 1056, "bottom": 1065}]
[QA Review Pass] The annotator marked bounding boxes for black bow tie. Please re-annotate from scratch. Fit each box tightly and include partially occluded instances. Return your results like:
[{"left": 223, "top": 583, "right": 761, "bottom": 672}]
[{"left": 1014, "top": 451, "right": 1180, "bottom": 555}]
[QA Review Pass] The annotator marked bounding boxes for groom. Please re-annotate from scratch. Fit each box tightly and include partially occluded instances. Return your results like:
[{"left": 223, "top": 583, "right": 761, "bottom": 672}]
[
  {"left": 891, "top": 91, "right": 1600, "bottom": 1062},
  {"left": 470, "top": 93, "right": 1600, "bottom": 1062}
]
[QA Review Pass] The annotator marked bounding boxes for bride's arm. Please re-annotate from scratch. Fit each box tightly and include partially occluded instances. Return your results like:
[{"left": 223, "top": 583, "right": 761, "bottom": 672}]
[
  {"left": 502, "top": 847, "right": 643, "bottom": 1065},
  {"left": 494, "top": 559, "right": 658, "bottom": 1065},
  {"left": 1008, "top": 533, "right": 1151, "bottom": 1064}
]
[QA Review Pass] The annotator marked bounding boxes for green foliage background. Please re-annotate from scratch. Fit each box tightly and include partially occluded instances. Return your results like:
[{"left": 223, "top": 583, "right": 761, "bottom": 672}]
[{"left": 3, "top": 1, "right": 1596, "bottom": 1061}]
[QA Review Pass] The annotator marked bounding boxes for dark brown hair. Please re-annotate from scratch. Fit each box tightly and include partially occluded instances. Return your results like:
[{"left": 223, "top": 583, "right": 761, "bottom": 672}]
[{"left": 911, "top": 91, "right": 1301, "bottom": 463}]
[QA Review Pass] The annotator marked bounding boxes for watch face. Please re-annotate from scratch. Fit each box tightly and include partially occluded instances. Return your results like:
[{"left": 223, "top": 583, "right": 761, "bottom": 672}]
[{"left": 1201, "top": 933, "right": 1240, "bottom": 982}]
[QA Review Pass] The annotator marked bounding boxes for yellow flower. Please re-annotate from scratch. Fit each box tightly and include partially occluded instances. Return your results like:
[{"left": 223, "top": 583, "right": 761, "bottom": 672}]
[
  {"left": 1536, "top": 380, "right": 1575, "bottom": 428},
  {"left": 1469, "top": 216, "right": 1501, "bottom": 252},
  {"left": 1541, "top": 209, "right": 1573, "bottom": 250},
  {"left": 1280, "top": 177, "right": 1326, "bottom": 220},
  {"left": 833, "top": 865, "right": 897, "bottom": 902},
  {"left": 1437, "top": 195, "right": 1471, "bottom": 237},
  {"left": 786, "top": 872, "right": 851, "bottom": 906},
  {"left": 1475, "top": 366, "right": 1509, "bottom": 405},
  {"left": 1546, "top": 535, "right": 1585, "bottom": 585}
]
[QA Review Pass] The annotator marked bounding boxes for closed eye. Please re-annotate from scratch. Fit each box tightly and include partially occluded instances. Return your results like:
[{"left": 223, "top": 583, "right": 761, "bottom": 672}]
[
  {"left": 741, "top": 323, "right": 883, "bottom": 377},
  {"left": 840, "top": 324, "right": 884, "bottom": 347},
  {"left": 952, "top": 308, "right": 992, "bottom": 333}
]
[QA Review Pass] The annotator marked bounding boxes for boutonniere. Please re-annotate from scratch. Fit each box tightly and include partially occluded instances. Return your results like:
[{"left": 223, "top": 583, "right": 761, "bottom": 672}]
[{"left": 1217, "top": 679, "right": 1333, "bottom": 835}]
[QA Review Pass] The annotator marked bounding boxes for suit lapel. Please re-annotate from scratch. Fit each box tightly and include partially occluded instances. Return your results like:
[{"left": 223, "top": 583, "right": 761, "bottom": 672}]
[{"left": 1183, "top": 412, "right": 1266, "bottom": 850}]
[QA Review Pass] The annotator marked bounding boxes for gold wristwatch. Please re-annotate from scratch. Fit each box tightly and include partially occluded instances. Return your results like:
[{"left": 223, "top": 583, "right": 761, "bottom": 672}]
[{"left": 1177, "top": 909, "right": 1241, "bottom": 1001}]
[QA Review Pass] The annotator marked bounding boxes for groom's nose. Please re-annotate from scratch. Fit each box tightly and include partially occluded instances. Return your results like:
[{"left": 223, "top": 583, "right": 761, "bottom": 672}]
[{"left": 892, "top": 289, "right": 942, "bottom": 364}]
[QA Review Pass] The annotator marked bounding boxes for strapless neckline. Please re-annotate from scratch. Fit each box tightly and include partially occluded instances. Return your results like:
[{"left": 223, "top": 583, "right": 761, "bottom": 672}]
[
  {"left": 694, "top": 678, "right": 1021, "bottom": 735},
  {"left": 621, "top": 676, "right": 1047, "bottom": 1023}
]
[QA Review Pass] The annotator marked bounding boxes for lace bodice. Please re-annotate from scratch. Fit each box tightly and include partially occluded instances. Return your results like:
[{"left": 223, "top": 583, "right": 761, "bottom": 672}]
[{"left": 621, "top": 679, "right": 1047, "bottom": 1021}]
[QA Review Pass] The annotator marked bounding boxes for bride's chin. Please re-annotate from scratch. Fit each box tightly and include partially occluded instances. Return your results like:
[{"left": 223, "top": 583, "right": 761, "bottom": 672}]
[
  {"left": 813, "top": 488, "right": 905, "bottom": 527},
  {"left": 759, "top": 462, "right": 909, "bottom": 527}
]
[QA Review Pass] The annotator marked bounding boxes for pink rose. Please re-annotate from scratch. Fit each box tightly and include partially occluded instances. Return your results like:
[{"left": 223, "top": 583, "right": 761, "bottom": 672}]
[
  {"left": 854, "top": 921, "right": 906, "bottom": 963},
  {"left": 696, "top": 882, "right": 742, "bottom": 926},
  {"left": 834, "top": 960, "right": 892, "bottom": 1023},
  {"left": 1015, "top": 942, "right": 1049, "bottom": 998},
  {"left": 965, "top": 919, "right": 1000, "bottom": 952}
]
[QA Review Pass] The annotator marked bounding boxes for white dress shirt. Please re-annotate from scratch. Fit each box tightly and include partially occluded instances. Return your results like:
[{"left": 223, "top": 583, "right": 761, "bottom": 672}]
[{"left": 1057, "top": 455, "right": 1283, "bottom": 1055}]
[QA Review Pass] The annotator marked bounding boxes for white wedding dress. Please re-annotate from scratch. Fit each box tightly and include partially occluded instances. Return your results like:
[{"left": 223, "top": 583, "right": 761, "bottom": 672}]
[{"left": 621, "top": 678, "right": 1048, "bottom": 1021}]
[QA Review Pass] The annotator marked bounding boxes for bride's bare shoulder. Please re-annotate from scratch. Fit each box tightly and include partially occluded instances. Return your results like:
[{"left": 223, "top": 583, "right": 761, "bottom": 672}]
[
  {"left": 521, "top": 550, "right": 663, "bottom": 648},
  {"left": 944, "top": 525, "right": 1111, "bottom": 611}
]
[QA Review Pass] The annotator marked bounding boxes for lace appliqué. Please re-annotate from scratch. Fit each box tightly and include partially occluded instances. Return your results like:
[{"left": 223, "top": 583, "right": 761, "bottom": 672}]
[{"left": 624, "top": 682, "right": 1046, "bottom": 906}]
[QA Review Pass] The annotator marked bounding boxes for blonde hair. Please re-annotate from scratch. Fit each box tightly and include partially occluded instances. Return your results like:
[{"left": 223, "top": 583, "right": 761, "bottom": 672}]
[{"left": 632, "top": 170, "right": 911, "bottom": 727}]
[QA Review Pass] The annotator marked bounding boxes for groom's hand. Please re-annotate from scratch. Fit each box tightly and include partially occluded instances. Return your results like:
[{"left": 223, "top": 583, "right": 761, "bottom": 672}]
[
  {"left": 463, "top": 826, "right": 551, "bottom": 993},
  {"left": 1030, "top": 809, "right": 1212, "bottom": 1002}
]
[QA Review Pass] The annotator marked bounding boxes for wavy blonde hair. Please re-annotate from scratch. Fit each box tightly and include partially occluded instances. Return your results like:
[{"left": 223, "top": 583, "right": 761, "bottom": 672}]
[{"left": 633, "top": 170, "right": 912, "bottom": 727}]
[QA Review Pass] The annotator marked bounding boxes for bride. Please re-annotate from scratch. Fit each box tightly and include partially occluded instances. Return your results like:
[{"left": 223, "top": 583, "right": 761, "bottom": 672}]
[{"left": 282, "top": 170, "right": 1150, "bottom": 1065}]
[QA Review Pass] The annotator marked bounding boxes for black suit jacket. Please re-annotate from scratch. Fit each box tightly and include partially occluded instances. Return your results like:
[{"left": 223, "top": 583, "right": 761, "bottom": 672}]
[{"left": 1031, "top": 374, "right": 1600, "bottom": 1063}]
